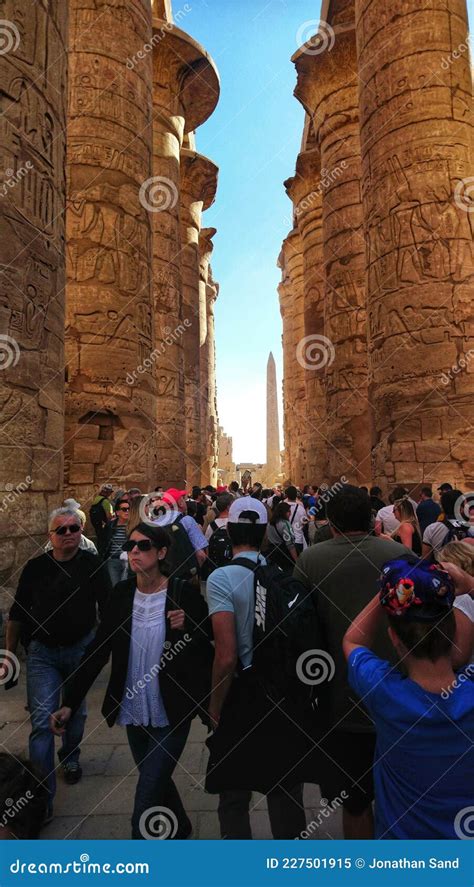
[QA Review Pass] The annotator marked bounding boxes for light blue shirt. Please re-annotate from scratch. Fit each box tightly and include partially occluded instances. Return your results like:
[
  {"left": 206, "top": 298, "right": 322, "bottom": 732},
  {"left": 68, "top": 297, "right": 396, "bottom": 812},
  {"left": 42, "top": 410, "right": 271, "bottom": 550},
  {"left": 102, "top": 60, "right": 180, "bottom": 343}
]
[{"left": 206, "top": 550, "right": 266, "bottom": 669}]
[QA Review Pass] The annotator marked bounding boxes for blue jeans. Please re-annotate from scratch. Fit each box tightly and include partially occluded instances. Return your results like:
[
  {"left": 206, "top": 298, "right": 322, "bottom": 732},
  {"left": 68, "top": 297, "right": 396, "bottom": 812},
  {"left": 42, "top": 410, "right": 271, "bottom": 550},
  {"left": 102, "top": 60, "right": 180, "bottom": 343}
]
[
  {"left": 26, "top": 630, "right": 94, "bottom": 807},
  {"left": 106, "top": 556, "right": 127, "bottom": 587},
  {"left": 126, "top": 722, "right": 191, "bottom": 839}
]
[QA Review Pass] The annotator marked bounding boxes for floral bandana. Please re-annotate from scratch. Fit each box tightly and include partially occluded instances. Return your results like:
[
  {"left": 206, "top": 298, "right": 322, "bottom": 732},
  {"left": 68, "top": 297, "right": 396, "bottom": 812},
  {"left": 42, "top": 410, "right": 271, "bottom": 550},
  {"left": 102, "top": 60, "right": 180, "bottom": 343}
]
[{"left": 379, "top": 558, "right": 455, "bottom": 621}]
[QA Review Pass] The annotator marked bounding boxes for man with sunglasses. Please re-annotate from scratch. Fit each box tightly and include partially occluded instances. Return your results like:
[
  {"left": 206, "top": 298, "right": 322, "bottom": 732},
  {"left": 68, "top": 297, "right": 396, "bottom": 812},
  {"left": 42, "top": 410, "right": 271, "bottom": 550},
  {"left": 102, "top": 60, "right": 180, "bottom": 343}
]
[
  {"left": 4, "top": 507, "right": 111, "bottom": 823},
  {"left": 100, "top": 497, "right": 130, "bottom": 586}
]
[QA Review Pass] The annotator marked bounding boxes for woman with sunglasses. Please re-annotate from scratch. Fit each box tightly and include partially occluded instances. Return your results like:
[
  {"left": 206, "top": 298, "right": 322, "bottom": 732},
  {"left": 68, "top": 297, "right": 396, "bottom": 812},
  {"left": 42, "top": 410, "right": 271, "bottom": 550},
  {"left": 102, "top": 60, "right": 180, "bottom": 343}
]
[
  {"left": 99, "top": 497, "right": 131, "bottom": 586},
  {"left": 50, "top": 522, "right": 213, "bottom": 839}
]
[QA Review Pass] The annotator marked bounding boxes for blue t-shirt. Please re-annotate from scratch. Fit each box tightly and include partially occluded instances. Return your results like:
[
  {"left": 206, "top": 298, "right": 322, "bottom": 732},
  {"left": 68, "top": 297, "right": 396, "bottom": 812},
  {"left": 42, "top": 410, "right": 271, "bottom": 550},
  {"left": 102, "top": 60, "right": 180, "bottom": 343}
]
[
  {"left": 206, "top": 551, "right": 265, "bottom": 669},
  {"left": 348, "top": 647, "right": 474, "bottom": 839}
]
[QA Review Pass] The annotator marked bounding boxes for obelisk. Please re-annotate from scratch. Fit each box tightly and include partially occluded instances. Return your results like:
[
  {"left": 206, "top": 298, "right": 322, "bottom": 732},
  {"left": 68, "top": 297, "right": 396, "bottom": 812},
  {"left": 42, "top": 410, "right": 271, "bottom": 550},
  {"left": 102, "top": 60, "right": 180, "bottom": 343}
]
[{"left": 266, "top": 352, "right": 281, "bottom": 484}]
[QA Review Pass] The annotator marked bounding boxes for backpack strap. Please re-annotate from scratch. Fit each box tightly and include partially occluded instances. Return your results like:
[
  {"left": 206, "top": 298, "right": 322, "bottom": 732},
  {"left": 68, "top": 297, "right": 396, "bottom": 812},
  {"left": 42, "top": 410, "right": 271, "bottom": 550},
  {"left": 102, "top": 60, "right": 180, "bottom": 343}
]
[
  {"left": 210, "top": 520, "right": 218, "bottom": 533},
  {"left": 289, "top": 504, "right": 298, "bottom": 526},
  {"left": 230, "top": 556, "right": 259, "bottom": 571},
  {"left": 174, "top": 513, "right": 184, "bottom": 525}
]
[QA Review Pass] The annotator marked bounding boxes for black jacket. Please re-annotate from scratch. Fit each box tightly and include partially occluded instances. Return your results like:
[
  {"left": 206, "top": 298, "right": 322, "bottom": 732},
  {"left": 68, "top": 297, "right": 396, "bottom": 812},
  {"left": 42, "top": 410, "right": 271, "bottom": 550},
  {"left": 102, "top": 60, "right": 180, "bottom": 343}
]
[{"left": 63, "top": 577, "right": 213, "bottom": 728}]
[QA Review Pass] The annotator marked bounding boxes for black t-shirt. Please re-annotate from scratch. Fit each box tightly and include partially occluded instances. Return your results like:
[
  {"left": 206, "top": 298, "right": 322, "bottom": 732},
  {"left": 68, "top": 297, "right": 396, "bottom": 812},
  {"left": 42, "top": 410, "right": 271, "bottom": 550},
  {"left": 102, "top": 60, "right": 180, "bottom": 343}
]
[{"left": 10, "top": 550, "right": 111, "bottom": 647}]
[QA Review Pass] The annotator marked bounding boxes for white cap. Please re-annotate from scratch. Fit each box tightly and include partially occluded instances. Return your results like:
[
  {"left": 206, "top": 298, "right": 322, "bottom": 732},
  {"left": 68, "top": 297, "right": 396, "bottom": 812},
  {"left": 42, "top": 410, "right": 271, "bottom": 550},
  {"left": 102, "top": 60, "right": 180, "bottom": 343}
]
[{"left": 228, "top": 496, "right": 268, "bottom": 525}]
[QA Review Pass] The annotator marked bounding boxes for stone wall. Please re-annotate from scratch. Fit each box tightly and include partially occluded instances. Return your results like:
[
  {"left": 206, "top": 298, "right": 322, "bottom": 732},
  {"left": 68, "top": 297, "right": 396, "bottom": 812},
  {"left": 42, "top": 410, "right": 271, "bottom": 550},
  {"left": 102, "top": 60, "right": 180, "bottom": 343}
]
[{"left": 279, "top": 0, "right": 473, "bottom": 493}]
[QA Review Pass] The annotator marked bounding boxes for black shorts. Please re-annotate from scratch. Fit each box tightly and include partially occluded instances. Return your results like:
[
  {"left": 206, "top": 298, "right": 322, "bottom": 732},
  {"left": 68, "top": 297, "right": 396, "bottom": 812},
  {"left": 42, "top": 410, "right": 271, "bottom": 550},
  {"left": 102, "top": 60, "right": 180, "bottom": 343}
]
[{"left": 317, "top": 730, "right": 376, "bottom": 816}]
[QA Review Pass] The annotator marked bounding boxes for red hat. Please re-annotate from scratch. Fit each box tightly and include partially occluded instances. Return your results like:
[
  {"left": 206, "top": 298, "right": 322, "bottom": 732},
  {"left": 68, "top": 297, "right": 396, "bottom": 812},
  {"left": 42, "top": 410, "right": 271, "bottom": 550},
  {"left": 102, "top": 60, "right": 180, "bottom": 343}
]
[
  {"left": 163, "top": 488, "right": 188, "bottom": 505},
  {"left": 216, "top": 485, "right": 228, "bottom": 493}
]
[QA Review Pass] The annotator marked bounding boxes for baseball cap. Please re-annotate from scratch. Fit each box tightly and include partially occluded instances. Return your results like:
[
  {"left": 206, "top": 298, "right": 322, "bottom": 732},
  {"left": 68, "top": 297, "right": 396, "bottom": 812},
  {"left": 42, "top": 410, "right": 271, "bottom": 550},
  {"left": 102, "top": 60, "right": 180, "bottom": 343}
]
[
  {"left": 101, "top": 483, "right": 114, "bottom": 492},
  {"left": 437, "top": 482, "right": 453, "bottom": 492},
  {"left": 379, "top": 557, "right": 454, "bottom": 622},
  {"left": 163, "top": 488, "right": 188, "bottom": 505},
  {"left": 228, "top": 497, "right": 268, "bottom": 524}
]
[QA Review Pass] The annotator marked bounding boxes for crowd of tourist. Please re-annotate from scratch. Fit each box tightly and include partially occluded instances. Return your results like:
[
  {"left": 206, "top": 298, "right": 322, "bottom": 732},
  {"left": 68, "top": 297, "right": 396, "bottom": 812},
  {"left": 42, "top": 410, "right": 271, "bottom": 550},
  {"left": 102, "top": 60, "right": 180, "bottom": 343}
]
[{"left": 1, "top": 478, "right": 473, "bottom": 840}]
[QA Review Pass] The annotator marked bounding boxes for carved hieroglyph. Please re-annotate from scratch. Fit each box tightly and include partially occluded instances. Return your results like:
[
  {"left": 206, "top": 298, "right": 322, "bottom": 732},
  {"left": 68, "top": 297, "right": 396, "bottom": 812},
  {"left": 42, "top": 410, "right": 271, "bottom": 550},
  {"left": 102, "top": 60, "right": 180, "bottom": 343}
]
[
  {"left": 151, "top": 18, "right": 219, "bottom": 487},
  {"left": 355, "top": 0, "right": 474, "bottom": 488},
  {"left": 293, "top": 25, "right": 371, "bottom": 485},
  {"left": 65, "top": 0, "right": 156, "bottom": 502},
  {"left": 0, "top": 1, "right": 68, "bottom": 577}
]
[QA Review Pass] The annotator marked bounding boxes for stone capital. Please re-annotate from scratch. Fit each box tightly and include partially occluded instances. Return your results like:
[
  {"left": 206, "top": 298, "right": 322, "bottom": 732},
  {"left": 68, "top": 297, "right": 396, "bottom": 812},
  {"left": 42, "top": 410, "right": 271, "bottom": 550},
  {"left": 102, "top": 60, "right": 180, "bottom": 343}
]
[
  {"left": 292, "top": 25, "right": 357, "bottom": 118},
  {"left": 180, "top": 148, "right": 219, "bottom": 209},
  {"left": 152, "top": 18, "right": 220, "bottom": 132}
]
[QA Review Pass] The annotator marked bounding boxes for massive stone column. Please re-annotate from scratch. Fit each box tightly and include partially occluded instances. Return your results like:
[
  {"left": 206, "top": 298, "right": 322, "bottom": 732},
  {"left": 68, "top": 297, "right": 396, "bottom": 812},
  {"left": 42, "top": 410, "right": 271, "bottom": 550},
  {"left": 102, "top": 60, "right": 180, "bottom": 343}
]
[
  {"left": 65, "top": 0, "right": 155, "bottom": 503},
  {"left": 285, "top": 143, "right": 328, "bottom": 484},
  {"left": 180, "top": 150, "right": 217, "bottom": 486},
  {"left": 151, "top": 17, "right": 219, "bottom": 486},
  {"left": 199, "top": 229, "right": 219, "bottom": 486},
  {"left": 278, "top": 264, "right": 295, "bottom": 483},
  {"left": 293, "top": 24, "right": 371, "bottom": 485},
  {"left": 355, "top": 0, "right": 474, "bottom": 489},
  {"left": 0, "top": 2, "right": 68, "bottom": 579},
  {"left": 279, "top": 229, "right": 307, "bottom": 485},
  {"left": 266, "top": 352, "right": 281, "bottom": 483}
]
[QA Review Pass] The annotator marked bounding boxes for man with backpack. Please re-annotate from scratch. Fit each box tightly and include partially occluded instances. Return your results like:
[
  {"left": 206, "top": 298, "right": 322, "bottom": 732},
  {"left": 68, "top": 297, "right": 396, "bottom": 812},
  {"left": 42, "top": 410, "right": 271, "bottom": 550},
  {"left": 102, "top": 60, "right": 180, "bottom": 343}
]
[
  {"left": 89, "top": 484, "right": 114, "bottom": 544},
  {"left": 205, "top": 497, "right": 318, "bottom": 839},
  {"left": 422, "top": 488, "right": 473, "bottom": 559},
  {"left": 284, "top": 486, "right": 307, "bottom": 554},
  {"left": 204, "top": 492, "right": 233, "bottom": 574},
  {"left": 152, "top": 488, "right": 208, "bottom": 580}
]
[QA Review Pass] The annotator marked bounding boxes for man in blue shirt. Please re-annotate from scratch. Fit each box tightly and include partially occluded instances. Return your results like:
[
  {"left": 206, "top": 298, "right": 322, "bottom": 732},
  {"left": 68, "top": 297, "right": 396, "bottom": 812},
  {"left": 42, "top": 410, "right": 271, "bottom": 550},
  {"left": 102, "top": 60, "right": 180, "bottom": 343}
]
[
  {"left": 206, "top": 497, "right": 306, "bottom": 839},
  {"left": 343, "top": 557, "right": 474, "bottom": 839},
  {"left": 416, "top": 485, "right": 441, "bottom": 534}
]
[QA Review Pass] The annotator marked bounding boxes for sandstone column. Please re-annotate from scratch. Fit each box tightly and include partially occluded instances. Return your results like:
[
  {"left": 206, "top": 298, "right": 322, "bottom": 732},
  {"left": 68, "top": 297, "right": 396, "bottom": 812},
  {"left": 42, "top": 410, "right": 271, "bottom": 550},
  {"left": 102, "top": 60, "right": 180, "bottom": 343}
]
[
  {"left": 266, "top": 352, "right": 281, "bottom": 483},
  {"left": 180, "top": 150, "right": 218, "bottom": 487},
  {"left": 278, "top": 264, "right": 295, "bottom": 483},
  {"left": 278, "top": 230, "right": 306, "bottom": 485},
  {"left": 65, "top": 0, "right": 155, "bottom": 503},
  {"left": 0, "top": 2, "right": 68, "bottom": 578},
  {"left": 355, "top": 0, "right": 474, "bottom": 489},
  {"left": 151, "top": 17, "right": 219, "bottom": 486},
  {"left": 199, "top": 228, "right": 219, "bottom": 486},
  {"left": 285, "top": 143, "right": 328, "bottom": 484},
  {"left": 293, "top": 24, "right": 371, "bottom": 485}
]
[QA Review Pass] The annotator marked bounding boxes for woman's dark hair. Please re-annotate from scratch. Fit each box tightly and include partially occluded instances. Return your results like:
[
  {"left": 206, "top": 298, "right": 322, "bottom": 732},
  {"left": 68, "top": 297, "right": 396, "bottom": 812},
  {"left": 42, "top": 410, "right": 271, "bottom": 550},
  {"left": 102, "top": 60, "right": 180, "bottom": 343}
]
[
  {"left": 440, "top": 489, "right": 462, "bottom": 519},
  {"left": 0, "top": 754, "right": 48, "bottom": 838},
  {"left": 388, "top": 610, "right": 456, "bottom": 663},
  {"left": 270, "top": 501, "right": 291, "bottom": 526},
  {"left": 129, "top": 522, "right": 171, "bottom": 551},
  {"left": 326, "top": 485, "right": 372, "bottom": 534},
  {"left": 115, "top": 497, "right": 129, "bottom": 512}
]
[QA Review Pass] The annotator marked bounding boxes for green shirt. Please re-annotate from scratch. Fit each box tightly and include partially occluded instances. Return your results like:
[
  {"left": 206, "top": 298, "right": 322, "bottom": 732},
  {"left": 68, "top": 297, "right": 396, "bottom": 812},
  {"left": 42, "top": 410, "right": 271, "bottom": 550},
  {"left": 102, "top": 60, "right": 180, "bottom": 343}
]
[
  {"left": 92, "top": 494, "right": 113, "bottom": 520},
  {"left": 294, "top": 533, "right": 411, "bottom": 732}
]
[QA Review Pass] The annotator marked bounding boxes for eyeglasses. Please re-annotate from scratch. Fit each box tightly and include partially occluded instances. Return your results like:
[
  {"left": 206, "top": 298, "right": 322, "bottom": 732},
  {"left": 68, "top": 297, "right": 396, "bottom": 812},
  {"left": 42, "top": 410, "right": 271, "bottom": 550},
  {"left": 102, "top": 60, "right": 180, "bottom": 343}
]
[
  {"left": 52, "top": 524, "right": 81, "bottom": 535},
  {"left": 122, "top": 539, "right": 155, "bottom": 552}
]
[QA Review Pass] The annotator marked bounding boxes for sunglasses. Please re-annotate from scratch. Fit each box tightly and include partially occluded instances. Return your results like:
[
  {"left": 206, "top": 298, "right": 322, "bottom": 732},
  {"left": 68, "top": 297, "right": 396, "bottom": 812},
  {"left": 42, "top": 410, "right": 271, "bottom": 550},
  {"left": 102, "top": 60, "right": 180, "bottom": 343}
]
[
  {"left": 118, "top": 506, "right": 130, "bottom": 512},
  {"left": 122, "top": 539, "right": 155, "bottom": 552},
  {"left": 52, "top": 524, "right": 81, "bottom": 535}
]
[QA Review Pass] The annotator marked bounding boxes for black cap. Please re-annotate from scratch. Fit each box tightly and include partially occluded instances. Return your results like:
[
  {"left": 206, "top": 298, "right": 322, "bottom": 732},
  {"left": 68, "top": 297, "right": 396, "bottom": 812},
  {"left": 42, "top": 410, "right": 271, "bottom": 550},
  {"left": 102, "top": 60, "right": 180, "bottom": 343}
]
[{"left": 437, "top": 483, "right": 453, "bottom": 492}]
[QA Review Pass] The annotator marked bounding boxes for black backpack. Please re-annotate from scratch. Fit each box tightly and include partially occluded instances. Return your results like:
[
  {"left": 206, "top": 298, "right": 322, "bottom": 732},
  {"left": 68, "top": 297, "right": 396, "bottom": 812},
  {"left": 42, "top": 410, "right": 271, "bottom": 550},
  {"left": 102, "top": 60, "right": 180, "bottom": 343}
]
[
  {"left": 232, "top": 557, "right": 321, "bottom": 709},
  {"left": 441, "top": 518, "right": 471, "bottom": 545},
  {"left": 89, "top": 496, "right": 108, "bottom": 534},
  {"left": 207, "top": 521, "right": 233, "bottom": 572},
  {"left": 167, "top": 514, "right": 199, "bottom": 581}
]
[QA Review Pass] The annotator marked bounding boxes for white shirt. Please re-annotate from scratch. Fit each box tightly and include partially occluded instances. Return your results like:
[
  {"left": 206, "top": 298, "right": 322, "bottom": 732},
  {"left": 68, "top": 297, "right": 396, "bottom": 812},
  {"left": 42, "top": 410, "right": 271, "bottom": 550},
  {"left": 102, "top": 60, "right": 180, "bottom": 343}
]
[
  {"left": 376, "top": 500, "right": 418, "bottom": 535},
  {"left": 117, "top": 589, "right": 169, "bottom": 727},
  {"left": 284, "top": 501, "right": 307, "bottom": 545}
]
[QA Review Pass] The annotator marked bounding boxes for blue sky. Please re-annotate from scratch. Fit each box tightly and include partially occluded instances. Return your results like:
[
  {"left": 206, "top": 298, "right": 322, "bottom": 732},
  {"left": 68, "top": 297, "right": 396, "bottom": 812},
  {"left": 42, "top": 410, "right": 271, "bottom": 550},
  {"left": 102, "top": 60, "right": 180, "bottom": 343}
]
[
  {"left": 183, "top": 0, "right": 317, "bottom": 463},
  {"left": 183, "top": 0, "right": 473, "bottom": 465}
]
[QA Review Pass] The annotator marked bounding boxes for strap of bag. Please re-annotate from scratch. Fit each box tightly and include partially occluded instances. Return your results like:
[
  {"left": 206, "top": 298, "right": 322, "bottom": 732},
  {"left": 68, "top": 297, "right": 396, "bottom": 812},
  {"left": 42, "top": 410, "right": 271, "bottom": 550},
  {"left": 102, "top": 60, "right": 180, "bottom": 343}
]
[
  {"left": 231, "top": 556, "right": 260, "bottom": 571},
  {"left": 210, "top": 520, "right": 218, "bottom": 533},
  {"left": 289, "top": 504, "right": 298, "bottom": 526}
]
